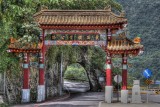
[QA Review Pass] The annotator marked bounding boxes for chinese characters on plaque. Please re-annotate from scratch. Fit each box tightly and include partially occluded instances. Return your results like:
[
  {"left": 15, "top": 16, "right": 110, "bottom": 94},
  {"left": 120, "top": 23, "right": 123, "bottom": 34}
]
[{"left": 46, "top": 33, "right": 100, "bottom": 41}]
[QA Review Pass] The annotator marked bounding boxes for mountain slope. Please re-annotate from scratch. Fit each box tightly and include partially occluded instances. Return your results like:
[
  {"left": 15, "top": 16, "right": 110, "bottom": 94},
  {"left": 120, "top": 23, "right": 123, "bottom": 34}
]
[{"left": 118, "top": 0, "right": 160, "bottom": 80}]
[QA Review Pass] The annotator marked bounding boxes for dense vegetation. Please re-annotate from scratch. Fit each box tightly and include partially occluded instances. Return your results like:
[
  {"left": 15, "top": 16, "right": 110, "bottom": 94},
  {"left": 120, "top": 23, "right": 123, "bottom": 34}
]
[
  {"left": 64, "top": 63, "right": 88, "bottom": 81},
  {"left": 119, "top": 0, "right": 160, "bottom": 83},
  {"left": 0, "top": 0, "right": 122, "bottom": 73},
  {"left": 0, "top": 0, "right": 123, "bottom": 103}
]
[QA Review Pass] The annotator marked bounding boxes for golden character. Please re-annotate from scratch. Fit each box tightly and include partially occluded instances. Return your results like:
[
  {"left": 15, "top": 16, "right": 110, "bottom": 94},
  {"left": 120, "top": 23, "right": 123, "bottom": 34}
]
[
  {"left": 95, "top": 35, "right": 100, "bottom": 40},
  {"left": 61, "top": 35, "right": 65, "bottom": 40},
  {"left": 52, "top": 35, "right": 56, "bottom": 40},
  {"left": 87, "top": 35, "right": 91, "bottom": 40},
  {"left": 78, "top": 35, "right": 83, "bottom": 40},
  {"left": 69, "top": 35, "right": 73, "bottom": 40}
]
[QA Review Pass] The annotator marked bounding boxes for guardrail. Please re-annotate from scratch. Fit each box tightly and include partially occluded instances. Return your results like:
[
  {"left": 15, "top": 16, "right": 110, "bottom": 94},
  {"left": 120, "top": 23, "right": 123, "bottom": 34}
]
[
  {"left": 108, "top": 86, "right": 160, "bottom": 93},
  {"left": 125, "top": 86, "right": 160, "bottom": 95}
]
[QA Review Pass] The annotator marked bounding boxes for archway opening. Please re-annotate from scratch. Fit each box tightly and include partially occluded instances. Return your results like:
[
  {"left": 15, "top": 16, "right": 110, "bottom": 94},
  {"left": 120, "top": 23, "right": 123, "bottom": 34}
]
[{"left": 63, "top": 63, "right": 90, "bottom": 92}]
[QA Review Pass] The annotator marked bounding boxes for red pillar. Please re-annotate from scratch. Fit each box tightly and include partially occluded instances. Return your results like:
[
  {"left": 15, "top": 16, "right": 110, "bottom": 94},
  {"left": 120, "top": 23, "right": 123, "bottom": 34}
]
[
  {"left": 22, "top": 53, "right": 30, "bottom": 103},
  {"left": 39, "top": 53, "right": 44, "bottom": 85},
  {"left": 39, "top": 29, "right": 45, "bottom": 85},
  {"left": 106, "top": 53, "right": 112, "bottom": 86},
  {"left": 122, "top": 54, "right": 127, "bottom": 90},
  {"left": 23, "top": 53, "right": 30, "bottom": 89},
  {"left": 37, "top": 29, "right": 45, "bottom": 102},
  {"left": 106, "top": 28, "right": 112, "bottom": 86}
]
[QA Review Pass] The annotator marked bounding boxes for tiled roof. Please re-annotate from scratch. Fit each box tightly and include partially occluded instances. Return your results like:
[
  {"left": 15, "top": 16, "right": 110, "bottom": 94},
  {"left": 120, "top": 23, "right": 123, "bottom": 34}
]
[
  {"left": 34, "top": 7, "right": 127, "bottom": 25},
  {"left": 8, "top": 38, "right": 42, "bottom": 53},
  {"left": 107, "top": 35, "right": 143, "bottom": 51}
]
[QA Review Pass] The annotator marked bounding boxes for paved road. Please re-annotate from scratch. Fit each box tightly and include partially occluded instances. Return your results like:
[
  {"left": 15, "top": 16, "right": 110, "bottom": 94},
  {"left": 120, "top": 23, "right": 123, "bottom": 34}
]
[
  {"left": 13, "top": 92, "right": 104, "bottom": 107},
  {"left": 12, "top": 92, "right": 160, "bottom": 107},
  {"left": 37, "top": 92, "right": 103, "bottom": 107},
  {"left": 99, "top": 102, "right": 160, "bottom": 107},
  {"left": 141, "top": 94, "right": 160, "bottom": 103},
  {"left": 63, "top": 80, "right": 90, "bottom": 92},
  {"left": 12, "top": 80, "right": 160, "bottom": 107}
]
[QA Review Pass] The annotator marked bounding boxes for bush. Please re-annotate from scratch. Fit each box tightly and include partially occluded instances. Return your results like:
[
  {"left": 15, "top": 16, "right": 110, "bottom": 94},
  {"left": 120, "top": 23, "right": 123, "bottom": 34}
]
[
  {"left": 64, "top": 63, "right": 88, "bottom": 82},
  {"left": 0, "top": 103, "right": 9, "bottom": 107}
]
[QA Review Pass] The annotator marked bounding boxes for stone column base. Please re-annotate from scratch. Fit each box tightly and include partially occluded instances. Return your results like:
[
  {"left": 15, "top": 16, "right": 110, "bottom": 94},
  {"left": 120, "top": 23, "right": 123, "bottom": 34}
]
[
  {"left": 121, "top": 90, "right": 128, "bottom": 103},
  {"left": 37, "top": 85, "right": 45, "bottom": 102},
  {"left": 105, "top": 86, "right": 113, "bottom": 103},
  {"left": 22, "top": 89, "right": 30, "bottom": 103},
  {"left": 0, "top": 95, "right": 4, "bottom": 104}
]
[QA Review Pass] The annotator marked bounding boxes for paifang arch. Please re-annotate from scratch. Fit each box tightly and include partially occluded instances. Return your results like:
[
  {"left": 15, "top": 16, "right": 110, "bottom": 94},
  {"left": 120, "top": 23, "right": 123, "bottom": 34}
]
[{"left": 8, "top": 6, "right": 143, "bottom": 103}]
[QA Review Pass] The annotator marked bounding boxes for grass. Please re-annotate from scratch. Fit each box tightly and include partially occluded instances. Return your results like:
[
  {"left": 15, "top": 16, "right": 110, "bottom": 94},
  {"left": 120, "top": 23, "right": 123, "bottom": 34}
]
[{"left": 0, "top": 103, "right": 9, "bottom": 107}]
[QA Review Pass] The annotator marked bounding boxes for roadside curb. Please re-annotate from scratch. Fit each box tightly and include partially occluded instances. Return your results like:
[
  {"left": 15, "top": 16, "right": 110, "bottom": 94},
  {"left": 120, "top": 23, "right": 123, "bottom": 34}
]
[{"left": 11, "top": 93, "right": 70, "bottom": 107}]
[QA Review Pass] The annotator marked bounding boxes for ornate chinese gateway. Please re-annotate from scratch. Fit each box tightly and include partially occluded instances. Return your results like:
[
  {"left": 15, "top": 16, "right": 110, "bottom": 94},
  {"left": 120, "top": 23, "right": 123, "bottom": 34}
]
[{"left": 8, "top": 6, "right": 143, "bottom": 103}]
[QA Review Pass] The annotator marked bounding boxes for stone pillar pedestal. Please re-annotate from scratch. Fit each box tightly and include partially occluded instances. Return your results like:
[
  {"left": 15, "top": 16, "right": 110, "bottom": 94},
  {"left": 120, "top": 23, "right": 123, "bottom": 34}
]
[
  {"left": 105, "top": 86, "right": 113, "bottom": 103},
  {"left": 22, "top": 89, "right": 30, "bottom": 103},
  {"left": 37, "top": 52, "right": 45, "bottom": 102},
  {"left": 121, "top": 90, "right": 128, "bottom": 103},
  {"left": 0, "top": 95, "right": 4, "bottom": 104},
  {"left": 131, "top": 80, "right": 142, "bottom": 103},
  {"left": 21, "top": 53, "right": 30, "bottom": 103},
  {"left": 37, "top": 85, "right": 45, "bottom": 102}
]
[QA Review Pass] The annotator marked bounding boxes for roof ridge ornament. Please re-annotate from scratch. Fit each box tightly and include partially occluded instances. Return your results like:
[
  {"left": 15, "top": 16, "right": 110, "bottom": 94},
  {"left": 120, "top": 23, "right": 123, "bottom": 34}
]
[
  {"left": 120, "top": 11, "right": 125, "bottom": 17},
  {"left": 104, "top": 5, "right": 111, "bottom": 11},
  {"left": 41, "top": 5, "right": 48, "bottom": 11}
]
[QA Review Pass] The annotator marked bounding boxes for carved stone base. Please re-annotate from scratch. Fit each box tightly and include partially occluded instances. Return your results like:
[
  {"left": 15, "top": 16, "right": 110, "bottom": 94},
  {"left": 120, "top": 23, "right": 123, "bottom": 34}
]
[
  {"left": 22, "top": 89, "right": 30, "bottom": 103},
  {"left": 121, "top": 90, "right": 128, "bottom": 103},
  {"left": 131, "top": 80, "right": 142, "bottom": 103},
  {"left": 37, "top": 85, "right": 45, "bottom": 102},
  {"left": 105, "top": 86, "right": 113, "bottom": 103}
]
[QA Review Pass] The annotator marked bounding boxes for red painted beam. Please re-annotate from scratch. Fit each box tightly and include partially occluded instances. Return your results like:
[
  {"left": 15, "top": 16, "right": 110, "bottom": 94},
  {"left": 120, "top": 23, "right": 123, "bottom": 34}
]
[
  {"left": 52, "top": 32, "right": 99, "bottom": 34},
  {"left": 40, "top": 24, "right": 124, "bottom": 30},
  {"left": 7, "top": 49, "right": 41, "bottom": 53}
]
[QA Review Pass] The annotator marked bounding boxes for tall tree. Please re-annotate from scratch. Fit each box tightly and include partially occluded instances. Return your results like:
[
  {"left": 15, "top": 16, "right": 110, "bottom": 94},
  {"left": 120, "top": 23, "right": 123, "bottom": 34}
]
[{"left": 0, "top": 0, "right": 123, "bottom": 103}]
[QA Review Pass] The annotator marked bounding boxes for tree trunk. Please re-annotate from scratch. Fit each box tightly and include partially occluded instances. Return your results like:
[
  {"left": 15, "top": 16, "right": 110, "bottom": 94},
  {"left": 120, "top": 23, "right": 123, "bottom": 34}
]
[{"left": 79, "top": 47, "right": 102, "bottom": 91}]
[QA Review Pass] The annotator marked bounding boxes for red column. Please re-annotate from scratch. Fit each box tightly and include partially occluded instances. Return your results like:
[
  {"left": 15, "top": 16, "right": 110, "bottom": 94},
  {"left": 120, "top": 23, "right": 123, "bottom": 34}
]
[
  {"left": 122, "top": 54, "right": 127, "bottom": 90},
  {"left": 106, "top": 28, "right": 112, "bottom": 86},
  {"left": 37, "top": 29, "right": 45, "bottom": 102},
  {"left": 23, "top": 53, "right": 30, "bottom": 89},
  {"left": 39, "top": 53, "right": 44, "bottom": 85},
  {"left": 106, "top": 53, "right": 112, "bottom": 86},
  {"left": 39, "top": 29, "right": 45, "bottom": 85}
]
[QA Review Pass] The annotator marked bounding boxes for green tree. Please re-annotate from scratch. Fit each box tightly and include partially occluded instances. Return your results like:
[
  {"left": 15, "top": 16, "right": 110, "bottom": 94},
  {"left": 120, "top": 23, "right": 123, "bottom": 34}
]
[{"left": 0, "top": 0, "right": 123, "bottom": 103}]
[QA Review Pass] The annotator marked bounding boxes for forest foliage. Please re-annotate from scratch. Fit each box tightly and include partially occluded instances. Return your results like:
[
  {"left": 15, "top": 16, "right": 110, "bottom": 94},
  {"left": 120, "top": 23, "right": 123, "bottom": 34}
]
[
  {"left": 64, "top": 63, "right": 88, "bottom": 81},
  {"left": 0, "top": 0, "right": 121, "bottom": 72},
  {"left": 119, "top": 0, "right": 160, "bottom": 83},
  {"left": 0, "top": 0, "right": 123, "bottom": 92}
]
